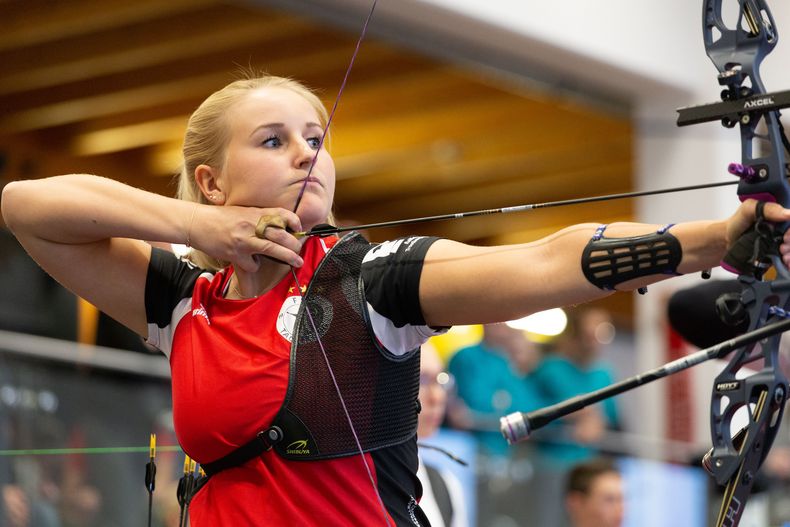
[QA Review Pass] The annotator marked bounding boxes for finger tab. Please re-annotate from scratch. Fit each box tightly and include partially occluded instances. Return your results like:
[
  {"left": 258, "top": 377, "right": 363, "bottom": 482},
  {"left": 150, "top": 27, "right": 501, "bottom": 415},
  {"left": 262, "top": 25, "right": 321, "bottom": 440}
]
[{"left": 255, "top": 215, "right": 287, "bottom": 238}]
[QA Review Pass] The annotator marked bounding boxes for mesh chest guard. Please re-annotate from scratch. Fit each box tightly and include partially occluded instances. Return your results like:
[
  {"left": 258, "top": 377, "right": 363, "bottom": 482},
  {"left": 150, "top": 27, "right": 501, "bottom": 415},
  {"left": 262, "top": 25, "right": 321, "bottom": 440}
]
[{"left": 270, "top": 232, "right": 421, "bottom": 461}]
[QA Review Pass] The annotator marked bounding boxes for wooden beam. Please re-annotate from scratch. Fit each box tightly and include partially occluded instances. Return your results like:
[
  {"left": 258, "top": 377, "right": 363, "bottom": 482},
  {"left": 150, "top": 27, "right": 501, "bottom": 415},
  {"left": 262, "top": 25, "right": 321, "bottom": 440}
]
[
  {"left": 330, "top": 95, "right": 628, "bottom": 157},
  {"left": 0, "top": 13, "right": 312, "bottom": 96},
  {"left": 147, "top": 140, "right": 186, "bottom": 177},
  {"left": 0, "top": 42, "right": 410, "bottom": 132},
  {"left": 329, "top": 68, "right": 502, "bottom": 122},
  {"left": 336, "top": 161, "right": 633, "bottom": 230},
  {"left": 0, "top": 135, "right": 171, "bottom": 194},
  {"left": 73, "top": 56, "right": 441, "bottom": 134},
  {"left": 0, "top": 0, "right": 220, "bottom": 51},
  {"left": 73, "top": 117, "right": 189, "bottom": 156},
  {"left": 68, "top": 65, "right": 460, "bottom": 157},
  {"left": 335, "top": 135, "right": 631, "bottom": 204},
  {"left": 343, "top": 194, "right": 634, "bottom": 245}
]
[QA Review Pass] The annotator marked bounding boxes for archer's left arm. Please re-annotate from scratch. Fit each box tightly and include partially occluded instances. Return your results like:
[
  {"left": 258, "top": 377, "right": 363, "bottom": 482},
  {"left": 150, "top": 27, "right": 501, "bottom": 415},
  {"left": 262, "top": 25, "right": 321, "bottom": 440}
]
[{"left": 418, "top": 199, "right": 790, "bottom": 327}]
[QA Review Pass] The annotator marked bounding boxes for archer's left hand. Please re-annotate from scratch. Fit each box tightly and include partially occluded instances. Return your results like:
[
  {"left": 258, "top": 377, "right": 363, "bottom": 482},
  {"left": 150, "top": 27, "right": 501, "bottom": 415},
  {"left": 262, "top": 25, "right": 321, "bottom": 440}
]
[{"left": 726, "top": 199, "right": 790, "bottom": 268}]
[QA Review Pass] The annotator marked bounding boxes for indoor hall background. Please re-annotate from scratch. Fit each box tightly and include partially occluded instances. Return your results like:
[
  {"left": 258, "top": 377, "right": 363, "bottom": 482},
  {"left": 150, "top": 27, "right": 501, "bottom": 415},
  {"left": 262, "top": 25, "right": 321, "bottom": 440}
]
[{"left": 4, "top": 2, "right": 738, "bottom": 527}]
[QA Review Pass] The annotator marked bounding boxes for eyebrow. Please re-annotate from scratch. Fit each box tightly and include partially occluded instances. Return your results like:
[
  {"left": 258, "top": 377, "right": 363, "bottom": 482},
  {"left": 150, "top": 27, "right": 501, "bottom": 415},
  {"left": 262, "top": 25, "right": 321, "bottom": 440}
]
[{"left": 249, "top": 122, "right": 323, "bottom": 137}]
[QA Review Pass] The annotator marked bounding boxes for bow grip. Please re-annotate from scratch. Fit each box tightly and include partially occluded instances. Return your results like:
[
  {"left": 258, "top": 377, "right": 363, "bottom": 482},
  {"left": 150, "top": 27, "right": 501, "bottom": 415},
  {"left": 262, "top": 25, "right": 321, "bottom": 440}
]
[
  {"left": 721, "top": 201, "right": 784, "bottom": 277},
  {"left": 721, "top": 225, "right": 777, "bottom": 277}
]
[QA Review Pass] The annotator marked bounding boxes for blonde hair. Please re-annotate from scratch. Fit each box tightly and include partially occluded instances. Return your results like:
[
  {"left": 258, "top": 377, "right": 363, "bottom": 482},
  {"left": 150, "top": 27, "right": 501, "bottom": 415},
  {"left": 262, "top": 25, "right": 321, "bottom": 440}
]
[{"left": 176, "top": 75, "right": 331, "bottom": 270}]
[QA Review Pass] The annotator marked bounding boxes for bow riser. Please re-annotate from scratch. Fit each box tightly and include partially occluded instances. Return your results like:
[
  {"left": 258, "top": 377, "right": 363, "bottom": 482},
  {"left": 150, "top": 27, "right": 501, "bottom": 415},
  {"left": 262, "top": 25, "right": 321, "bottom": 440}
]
[
  {"left": 693, "top": 2, "right": 790, "bottom": 525},
  {"left": 700, "top": 0, "right": 789, "bottom": 217}
]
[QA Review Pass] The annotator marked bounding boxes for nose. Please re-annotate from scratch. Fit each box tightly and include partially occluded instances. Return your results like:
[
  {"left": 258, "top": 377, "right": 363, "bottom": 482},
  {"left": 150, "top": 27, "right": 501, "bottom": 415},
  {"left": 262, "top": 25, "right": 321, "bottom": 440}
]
[{"left": 293, "top": 139, "right": 315, "bottom": 170}]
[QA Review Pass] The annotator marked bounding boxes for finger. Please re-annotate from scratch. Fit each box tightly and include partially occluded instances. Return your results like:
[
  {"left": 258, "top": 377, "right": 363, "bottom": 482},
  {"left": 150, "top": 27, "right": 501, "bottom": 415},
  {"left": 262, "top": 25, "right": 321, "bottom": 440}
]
[
  {"left": 278, "top": 209, "right": 303, "bottom": 233},
  {"left": 761, "top": 201, "right": 790, "bottom": 223},
  {"left": 252, "top": 239, "right": 304, "bottom": 268},
  {"left": 265, "top": 225, "right": 305, "bottom": 254},
  {"left": 236, "top": 254, "right": 262, "bottom": 274}
]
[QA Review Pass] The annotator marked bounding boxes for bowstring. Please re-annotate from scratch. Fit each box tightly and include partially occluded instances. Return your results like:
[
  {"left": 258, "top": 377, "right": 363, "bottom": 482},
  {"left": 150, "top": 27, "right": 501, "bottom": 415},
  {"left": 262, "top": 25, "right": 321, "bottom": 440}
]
[
  {"left": 288, "top": 2, "right": 393, "bottom": 526},
  {"left": 292, "top": 1, "right": 379, "bottom": 214}
]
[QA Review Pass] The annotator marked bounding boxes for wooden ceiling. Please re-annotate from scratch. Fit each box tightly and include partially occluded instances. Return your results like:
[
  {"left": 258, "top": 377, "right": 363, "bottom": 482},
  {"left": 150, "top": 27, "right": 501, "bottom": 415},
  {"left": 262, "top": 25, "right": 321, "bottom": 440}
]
[{"left": 0, "top": 0, "right": 635, "bottom": 319}]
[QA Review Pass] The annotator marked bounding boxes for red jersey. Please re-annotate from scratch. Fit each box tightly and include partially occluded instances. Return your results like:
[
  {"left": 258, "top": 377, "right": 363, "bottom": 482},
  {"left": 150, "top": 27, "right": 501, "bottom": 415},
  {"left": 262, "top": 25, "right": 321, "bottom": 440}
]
[{"left": 144, "top": 235, "right": 443, "bottom": 526}]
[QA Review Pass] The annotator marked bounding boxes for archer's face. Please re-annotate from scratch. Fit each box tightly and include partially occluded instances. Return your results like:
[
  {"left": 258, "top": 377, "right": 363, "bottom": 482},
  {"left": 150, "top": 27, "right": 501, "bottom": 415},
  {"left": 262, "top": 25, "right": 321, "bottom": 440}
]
[{"left": 219, "top": 87, "right": 335, "bottom": 229}]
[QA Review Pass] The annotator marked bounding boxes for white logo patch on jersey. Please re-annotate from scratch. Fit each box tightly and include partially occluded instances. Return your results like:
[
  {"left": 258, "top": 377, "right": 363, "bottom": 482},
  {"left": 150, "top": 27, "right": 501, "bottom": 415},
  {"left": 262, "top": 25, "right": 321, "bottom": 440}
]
[
  {"left": 276, "top": 296, "right": 302, "bottom": 342},
  {"left": 319, "top": 237, "right": 331, "bottom": 254},
  {"left": 363, "top": 236, "right": 425, "bottom": 264},
  {"left": 192, "top": 303, "right": 210, "bottom": 325}
]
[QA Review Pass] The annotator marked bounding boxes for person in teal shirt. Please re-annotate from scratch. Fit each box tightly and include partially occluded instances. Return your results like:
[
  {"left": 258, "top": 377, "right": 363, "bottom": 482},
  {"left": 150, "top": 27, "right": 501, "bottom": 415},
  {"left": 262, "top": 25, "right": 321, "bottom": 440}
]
[
  {"left": 447, "top": 323, "right": 544, "bottom": 457},
  {"left": 532, "top": 307, "right": 620, "bottom": 465}
]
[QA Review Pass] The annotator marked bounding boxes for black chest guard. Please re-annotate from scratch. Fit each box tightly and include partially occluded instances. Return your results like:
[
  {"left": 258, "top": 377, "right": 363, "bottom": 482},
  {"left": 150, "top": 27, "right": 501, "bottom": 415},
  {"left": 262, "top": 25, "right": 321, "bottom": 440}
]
[
  {"left": 271, "top": 232, "right": 421, "bottom": 460},
  {"left": 202, "top": 233, "right": 421, "bottom": 475}
]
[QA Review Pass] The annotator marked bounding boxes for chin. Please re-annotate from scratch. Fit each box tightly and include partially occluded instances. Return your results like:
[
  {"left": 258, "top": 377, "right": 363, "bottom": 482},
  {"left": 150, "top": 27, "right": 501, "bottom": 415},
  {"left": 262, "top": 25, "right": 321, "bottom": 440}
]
[
  {"left": 295, "top": 200, "right": 331, "bottom": 228},
  {"left": 299, "top": 209, "right": 331, "bottom": 230}
]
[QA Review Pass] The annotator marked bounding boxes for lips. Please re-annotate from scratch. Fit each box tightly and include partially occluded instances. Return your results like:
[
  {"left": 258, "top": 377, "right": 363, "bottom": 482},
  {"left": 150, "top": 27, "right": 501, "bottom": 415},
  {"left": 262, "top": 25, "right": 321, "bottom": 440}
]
[{"left": 298, "top": 176, "right": 321, "bottom": 187}]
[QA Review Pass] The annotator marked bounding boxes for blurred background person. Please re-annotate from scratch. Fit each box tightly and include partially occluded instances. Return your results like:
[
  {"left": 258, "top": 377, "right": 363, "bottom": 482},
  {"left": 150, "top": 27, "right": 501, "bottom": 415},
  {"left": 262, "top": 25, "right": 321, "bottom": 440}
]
[
  {"left": 564, "top": 458, "right": 624, "bottom": 527},
  {"left": 445, "top": 323, "right": 546, "bottom": 526},
  {"left": 520, "top": 307, "right": 620, "bottom": 526},
  {"left": 532, "top": 307, "right": 620, "bottom": 465},
  {"left": 417, "top": 343, "right": 469, "bottom": 527},
  {"left": 2, "top": 484, "right": 31, "bottom": 527},
  {"left": 0, "top": 414, "right": 63, "bottom": 527},
  {"left": 446, "top": 323, "right": 544, "bottom": 458}
]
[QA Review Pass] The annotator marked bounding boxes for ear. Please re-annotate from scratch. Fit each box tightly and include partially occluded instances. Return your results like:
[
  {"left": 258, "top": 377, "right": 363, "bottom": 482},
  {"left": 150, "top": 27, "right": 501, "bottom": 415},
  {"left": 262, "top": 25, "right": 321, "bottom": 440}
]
[
  {"left": 565, "top": 493, "right": 582, "bottom": 516},
  {"left": 194, "top": 164, "right": 225, "bottom": 204}
]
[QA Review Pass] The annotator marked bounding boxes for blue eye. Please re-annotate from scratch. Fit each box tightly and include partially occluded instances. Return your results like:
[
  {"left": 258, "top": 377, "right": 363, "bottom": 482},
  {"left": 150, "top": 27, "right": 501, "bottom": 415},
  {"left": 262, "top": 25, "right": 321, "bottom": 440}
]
[
  {"left": 307, "top": 136, "right": 322, "bottom": 149},
  {"left": 262, "top": 135, "right": 282, "bottom": 148}
]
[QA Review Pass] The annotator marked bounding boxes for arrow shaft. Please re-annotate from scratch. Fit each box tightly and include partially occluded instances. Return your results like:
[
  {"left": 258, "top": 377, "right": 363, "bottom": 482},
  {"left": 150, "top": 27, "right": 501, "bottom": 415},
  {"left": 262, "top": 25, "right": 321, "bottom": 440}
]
[{"left": 307, "top": 180, "right": 738, "bottom": 237}]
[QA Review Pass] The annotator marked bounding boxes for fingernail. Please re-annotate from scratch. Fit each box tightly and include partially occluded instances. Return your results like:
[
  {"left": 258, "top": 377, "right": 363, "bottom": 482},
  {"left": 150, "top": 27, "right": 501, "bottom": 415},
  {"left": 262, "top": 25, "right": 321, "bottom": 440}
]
[{"left": 295, "top": 257, "right": 304, "bottom": 267}]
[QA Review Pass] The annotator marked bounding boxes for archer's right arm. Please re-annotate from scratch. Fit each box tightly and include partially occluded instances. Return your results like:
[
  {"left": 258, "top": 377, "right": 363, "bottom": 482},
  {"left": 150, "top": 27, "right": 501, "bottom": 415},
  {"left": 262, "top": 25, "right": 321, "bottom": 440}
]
[
  {"left": 0, "top": 174, "right": 302, "bottom": 336},
  {"left": 0, "top": 175, "right": 199, "bottom": 336}
]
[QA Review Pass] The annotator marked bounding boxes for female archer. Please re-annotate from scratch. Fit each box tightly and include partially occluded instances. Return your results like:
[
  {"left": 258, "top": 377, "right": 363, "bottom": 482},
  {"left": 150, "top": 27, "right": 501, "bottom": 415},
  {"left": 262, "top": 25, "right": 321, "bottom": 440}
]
[{"left": 3, "top": 75, "right": 790, "bottom": 526}]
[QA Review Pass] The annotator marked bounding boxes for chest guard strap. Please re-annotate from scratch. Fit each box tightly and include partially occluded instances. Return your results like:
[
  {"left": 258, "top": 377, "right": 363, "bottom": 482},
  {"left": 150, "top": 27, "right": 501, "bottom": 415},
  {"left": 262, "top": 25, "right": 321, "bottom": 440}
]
[{"left": 202, "top": 233, "right": 420, "bottom": 476}]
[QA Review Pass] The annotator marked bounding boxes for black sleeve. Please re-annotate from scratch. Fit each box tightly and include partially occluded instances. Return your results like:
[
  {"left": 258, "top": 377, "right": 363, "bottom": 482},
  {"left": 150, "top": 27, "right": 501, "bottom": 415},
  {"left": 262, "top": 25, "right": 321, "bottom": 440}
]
[
  {"left": 144, "top": 248, "right": 204, "bottom": 328},
  {"left": 360, "top": 236, "right": 441, "bottom": 327}
]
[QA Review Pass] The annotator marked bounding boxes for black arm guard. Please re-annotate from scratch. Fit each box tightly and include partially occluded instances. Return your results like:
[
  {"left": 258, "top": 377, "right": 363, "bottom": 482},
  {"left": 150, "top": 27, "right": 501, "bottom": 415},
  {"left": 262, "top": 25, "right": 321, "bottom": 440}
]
[{"left": 581, "top": 224, "right": 683, "bottom": 290}]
